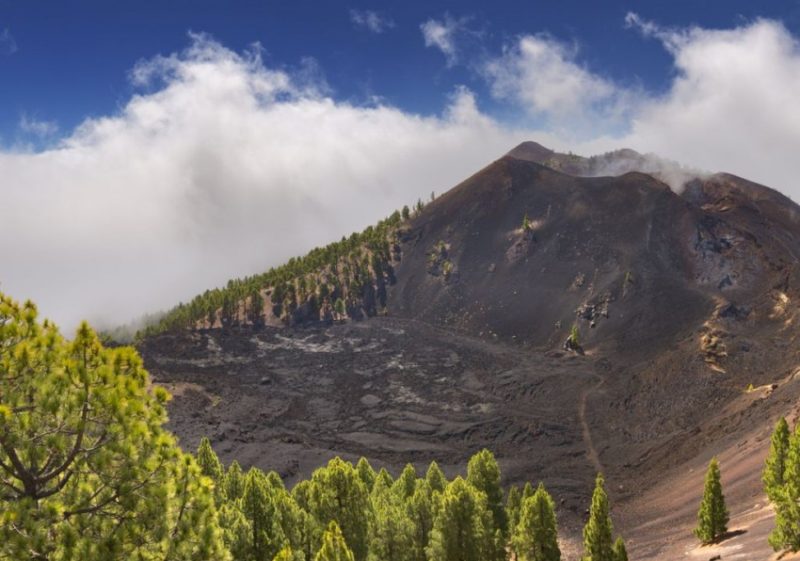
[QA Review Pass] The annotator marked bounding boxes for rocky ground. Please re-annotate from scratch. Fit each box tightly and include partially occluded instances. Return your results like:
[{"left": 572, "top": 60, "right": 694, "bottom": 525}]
[{"left": 142, "top": 308, "right": 800, "bottom": 560}]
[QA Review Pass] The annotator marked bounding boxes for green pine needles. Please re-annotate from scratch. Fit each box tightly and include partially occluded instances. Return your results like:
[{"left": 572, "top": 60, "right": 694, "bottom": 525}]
[
  {"left": 764, "top": 417, "right": 800, "bottom": 553},
  {"left": 694, "top": 457, "right": 729, "bottom": 544},
  {"left": 0, "top": 292, "right": 229, "bottom": 561},
  {"left": 583, "top": 473, "right": 615, "bottom": 561},
  {"left": 513, "top": 483, "right": 561, "bottom": 561}
]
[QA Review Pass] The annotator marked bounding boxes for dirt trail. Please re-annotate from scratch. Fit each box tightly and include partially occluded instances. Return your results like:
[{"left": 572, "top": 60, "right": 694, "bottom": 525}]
[{"left": 578, "top": 372, "right": 605, "bottom": 476}]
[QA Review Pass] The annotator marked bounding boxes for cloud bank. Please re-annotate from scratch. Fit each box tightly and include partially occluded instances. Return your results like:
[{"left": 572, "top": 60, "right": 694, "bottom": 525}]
[{"left": 2, "top": 17, "right": 800, "bottom": 331}]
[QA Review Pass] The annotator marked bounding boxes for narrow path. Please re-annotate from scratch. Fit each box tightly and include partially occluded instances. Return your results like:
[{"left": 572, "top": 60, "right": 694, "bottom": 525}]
[{"left": 579, "top": 372, "right": 605, "bottom": 475}]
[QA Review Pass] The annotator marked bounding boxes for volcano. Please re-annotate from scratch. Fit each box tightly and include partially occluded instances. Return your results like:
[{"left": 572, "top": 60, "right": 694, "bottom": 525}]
[{"left": 139, "top": 142, "right": 800, "bottom": 559}]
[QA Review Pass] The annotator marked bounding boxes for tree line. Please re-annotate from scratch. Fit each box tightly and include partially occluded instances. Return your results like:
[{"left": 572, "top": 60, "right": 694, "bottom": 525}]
[
  {"left": 196, "top": 439, "right": 628, "bottom": 561},
  {"left": 136, "top": 203, "right": 424, "bottom": 341}
]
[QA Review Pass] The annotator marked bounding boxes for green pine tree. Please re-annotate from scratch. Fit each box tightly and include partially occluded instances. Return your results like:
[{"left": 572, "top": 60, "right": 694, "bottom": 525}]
[
  {"left": 368, "top": 477, "right": 414, "bottom": 561},
  {"left": 0, "top": 293, "right": 229, "bottom": 561},
  {"left": 467, "top": 449, "right": 508, "bottom": 537},
  {"left": 197, "top": 436, "right": 225, "bottom": 501},
  {"left": 219, "top": 501, "right": 252, "bottom": 561},
  {"left": 226, "top": 460, "right": 246, "bottom": 501},
  {"left": 242, "top": 468, "right": 287, "bottom": 561},
  {"left": 513, "top": 483, "right": 561, "bottom": 561},
  {"left": 426, "top": 477, "right": 493, "bottom": 561},
  {"left": 356, "top": 457, "right": 377, "bottom": 491},
  {"left": 315, "top": 521, "right": 355, "bottom": 561},
  {"left": 308, "top": 457, "right": 370, "bottom": 561},
  {"left": 506, "top": 485, "right": 522, "bottom": 543},
  {"left": 407, "top": 480, "right": 435, "bottom": 561},
  {"left": 394, "top": 463, "right": 418, "bottom": 499},
  {"left": 583, "top": 473, "right": 615, "bottom": 561},
  {"left": 769, "top": 424, "right": 800, "bottom": 552},
  {"left": 522, "top": 481, "right": 535, "bottom": 502},
  {"left": 764, "top": 417, "right": 790, "bottom": 504},
  {"left": 694, "top": 458, "right": 729, "bottom": 544},
  {"left": 426, "top": 461, "right": 447, "bottom": 494},
  {"left": 376, "top": 467, "right": 395, "bottom": 488}
]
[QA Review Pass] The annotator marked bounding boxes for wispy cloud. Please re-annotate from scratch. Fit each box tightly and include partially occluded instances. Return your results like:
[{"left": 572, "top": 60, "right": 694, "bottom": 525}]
[
  {"left": 350, "top": 9, "right": 394, "bottom": 34},
  {"left": 19, "top": 114, "right": 59, "bottom": 137},
  {"left": 420, "top": 14, "right": 471, "bottom": 66},
  {"left": 0, "top": 28, "right": 17, "bottom": 55}
]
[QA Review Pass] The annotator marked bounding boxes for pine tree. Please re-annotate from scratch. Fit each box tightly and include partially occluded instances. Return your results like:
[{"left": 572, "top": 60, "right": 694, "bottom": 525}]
[
  {"left": 394, "top": 463, "right": 418, "bottom": 499},
  {"left": 506, "top": 485, "right": 522, "bottom": 537},
  {"left": 426, "top": 461, "right": 447, "bottom": 494},
  {"left": 376, "top": 467, "right": 395, "bottom": 488},
  {"left": 369, "top": 477, "right": 414, "bottom": 561},
  {"left": 467, "top": 449, "right": 508, "bottom": 538},
  {"left": 764, "top": 417, "right": 791, "bottom": 504},
  {"left": 694, "top": 458, "right": 729, "bottom": 544},
  {"left": 308, "top": 457, "right": 371, "bottom": 561},
  {"left": 426, "top": 477, "right": 493, "bottom": 561},
  {"left": 226, "top": 460, "right": 246, "bottom": 501},
  {"left": 197, "top": 436, "right": 225, "bottom": 500},
  {"left": 513, "top": 483, "right": 561, "bottom": 561},
  {"left": 612, "top": 537, "right": 628, "bottom": 561},
  {"left": 0, "top": 293, "right": 229, "bottom": 561},
  {"left": 243, "top": 468, "right": 286, "bottom": 561},
  {"left": 522, "top": 481, "right": 535, "bottom": 502},
  {"left": 356, "top": 457, "right": 377, "bottom": 491},
  {"left": 407, "top": 480, "right": 435, "bottom": 561},
  {"left": 219, "top": 501, "right": 252, "bottom": 561},
  {"left": 770, "top": 424, "right": 800, "bottom": 552},
  {"left": 315, "top": 521, "right": 355, "bottom": 561},
  {"left": 583, "top": 473, "right": 615, "bottom": 561}
]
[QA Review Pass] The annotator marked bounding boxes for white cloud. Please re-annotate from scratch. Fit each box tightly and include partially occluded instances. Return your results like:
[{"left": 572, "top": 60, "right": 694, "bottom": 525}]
[
  {"left": 620, "top": 16, "right": 800, "bottom": 197},
  {"left": 420, "top": 15, "right": 469, "bottom": 66},
  {"left": 19, "top": 114, "right": 59, "bottom": 137},
  {"left": 350, "top": 9, "right": 394, "bottom": 34},
  {"left": 483, "top": 34, "right": 636, "bottom": 136},
  {"left": 0, "top": 34, "right": 537, "bottom": 330},
  {"left": 0, "top": 28, "right": 16, "bottom": 55}
]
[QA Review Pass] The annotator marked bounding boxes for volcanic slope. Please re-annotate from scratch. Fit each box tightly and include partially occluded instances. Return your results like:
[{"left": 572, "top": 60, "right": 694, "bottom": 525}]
[{"left": 140, "top": 142, "right": 800, "bottom": 560}]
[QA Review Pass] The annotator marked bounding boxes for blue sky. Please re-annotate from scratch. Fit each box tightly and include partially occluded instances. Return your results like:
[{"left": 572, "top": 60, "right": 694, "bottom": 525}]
[
  {"left": 2, "top": 0, "right": 799, "bottom": 137},
  {"left": 2, "top": 1, "right": 800, "bottom": 328}
]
